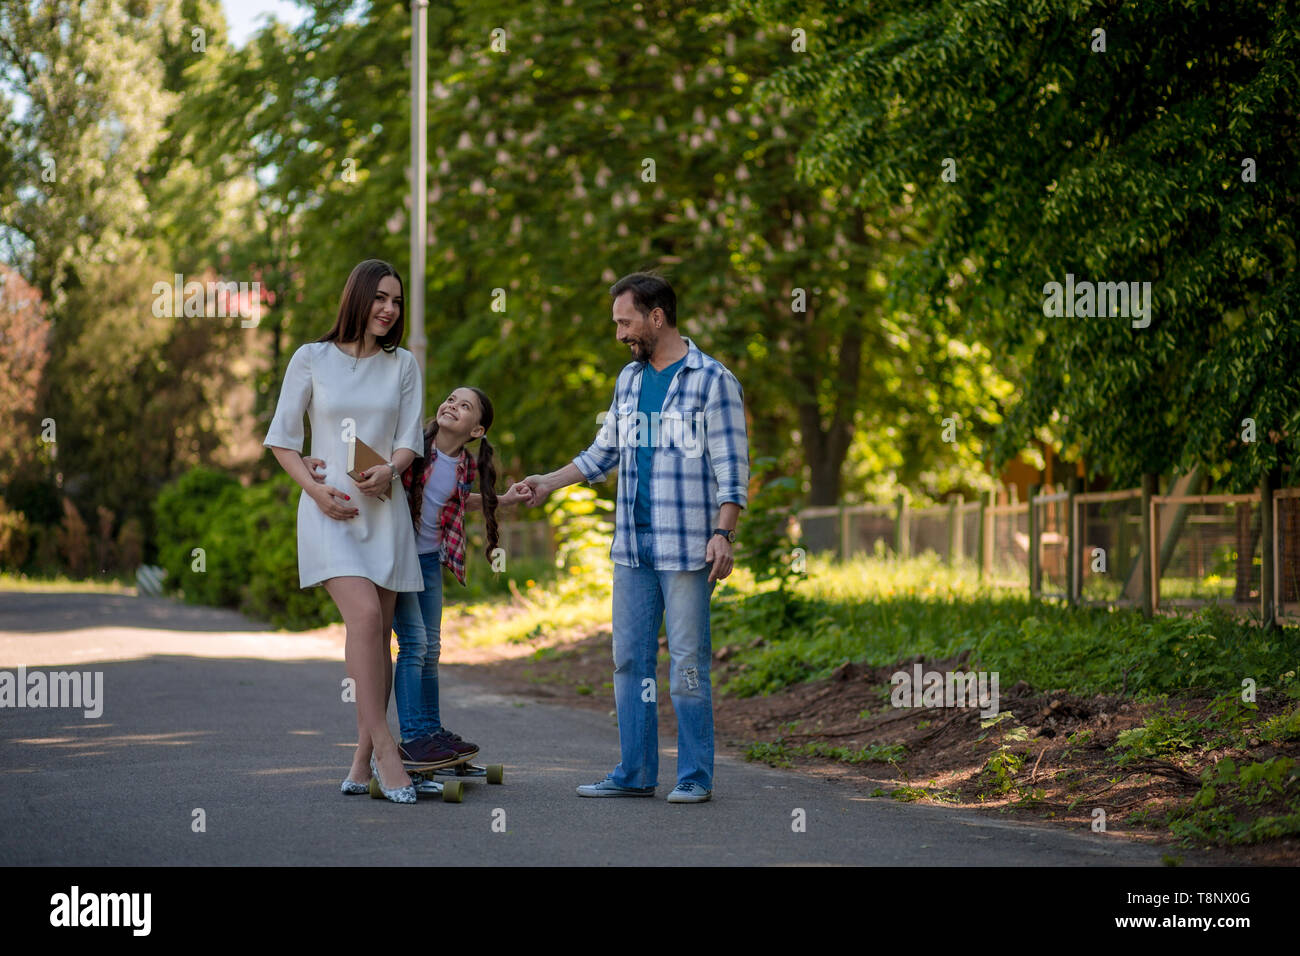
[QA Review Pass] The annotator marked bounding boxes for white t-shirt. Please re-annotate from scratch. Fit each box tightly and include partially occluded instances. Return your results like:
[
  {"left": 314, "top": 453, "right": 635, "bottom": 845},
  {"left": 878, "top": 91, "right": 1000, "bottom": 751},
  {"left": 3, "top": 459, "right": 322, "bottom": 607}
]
[{"left": 414, "top": 448, "right": 461, "bottom": 555}]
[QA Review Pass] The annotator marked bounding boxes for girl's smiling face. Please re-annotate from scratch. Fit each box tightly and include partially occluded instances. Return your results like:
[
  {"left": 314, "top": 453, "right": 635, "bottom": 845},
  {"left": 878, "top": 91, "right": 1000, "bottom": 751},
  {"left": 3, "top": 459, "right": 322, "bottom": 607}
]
[
  {"left": 436, "top": 388, "right": 485, "bottom": 442},
  {"left": 368, "top": 275, "right": 402, "bottom": 341}
]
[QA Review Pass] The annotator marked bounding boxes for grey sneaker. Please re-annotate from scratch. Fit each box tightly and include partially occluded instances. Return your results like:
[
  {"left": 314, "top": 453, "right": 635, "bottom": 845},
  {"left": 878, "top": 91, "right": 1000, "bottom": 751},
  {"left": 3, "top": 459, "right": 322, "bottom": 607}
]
[
  {"left": 666, "top": 782, "right": 712, "bottom": 803},
  {"left": 576, "top": 778, "right": 656, "bottom": 797}
]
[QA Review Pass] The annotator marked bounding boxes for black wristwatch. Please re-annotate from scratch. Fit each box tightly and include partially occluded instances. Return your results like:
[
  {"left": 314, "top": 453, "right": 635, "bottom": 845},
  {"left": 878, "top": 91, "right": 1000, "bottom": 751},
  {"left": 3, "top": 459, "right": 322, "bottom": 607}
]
[{"left": 712, "top": 528, "right": 736, "bottom": 543}]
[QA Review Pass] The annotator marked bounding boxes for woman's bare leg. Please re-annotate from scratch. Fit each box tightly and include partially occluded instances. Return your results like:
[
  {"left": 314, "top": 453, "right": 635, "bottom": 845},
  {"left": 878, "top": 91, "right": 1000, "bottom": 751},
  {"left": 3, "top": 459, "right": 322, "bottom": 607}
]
[
  {"left": 379, "top": 586, "right": 397, "bottom": 709},
  {"left": 325, "top": 576, "right": 410, "bottom": 789}
]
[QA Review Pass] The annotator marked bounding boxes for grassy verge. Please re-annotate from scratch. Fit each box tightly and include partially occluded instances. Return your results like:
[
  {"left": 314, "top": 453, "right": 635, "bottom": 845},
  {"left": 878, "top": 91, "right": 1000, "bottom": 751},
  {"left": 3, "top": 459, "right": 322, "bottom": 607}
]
[
  {"left": 0, "top": 571, "right": 136, "bottom": 594},
  {"left": 713, "top": 553, "right": 1297, "bottom": 700}
]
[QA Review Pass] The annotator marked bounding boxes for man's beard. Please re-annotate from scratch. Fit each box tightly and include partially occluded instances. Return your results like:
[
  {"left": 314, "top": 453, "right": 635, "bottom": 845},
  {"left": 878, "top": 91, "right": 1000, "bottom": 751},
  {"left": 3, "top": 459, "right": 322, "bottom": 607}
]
[{"left": 628, "top": 334, "right": 655, "bottom": 363}]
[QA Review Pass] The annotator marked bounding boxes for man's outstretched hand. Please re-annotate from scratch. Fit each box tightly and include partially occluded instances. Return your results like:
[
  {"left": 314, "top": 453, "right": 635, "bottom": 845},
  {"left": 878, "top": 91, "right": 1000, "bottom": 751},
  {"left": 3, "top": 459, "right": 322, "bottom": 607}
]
[{"left": 519, "top": 474, "right": 552, "bottom": 507}]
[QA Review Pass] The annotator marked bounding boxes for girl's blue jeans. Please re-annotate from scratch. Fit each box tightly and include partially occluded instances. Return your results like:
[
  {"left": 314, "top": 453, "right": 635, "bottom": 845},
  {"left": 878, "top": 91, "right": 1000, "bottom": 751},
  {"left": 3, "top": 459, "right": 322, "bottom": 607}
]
[{"left": 392, "top": 550, "right": 444, "bottom": 742}]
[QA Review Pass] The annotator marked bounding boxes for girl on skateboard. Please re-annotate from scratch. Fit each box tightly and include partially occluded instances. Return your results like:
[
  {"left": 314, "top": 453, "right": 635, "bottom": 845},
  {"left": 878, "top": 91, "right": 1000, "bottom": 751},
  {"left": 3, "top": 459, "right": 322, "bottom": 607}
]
[{"left": 305, "top": 385, "right": 529, "bottom": 788}]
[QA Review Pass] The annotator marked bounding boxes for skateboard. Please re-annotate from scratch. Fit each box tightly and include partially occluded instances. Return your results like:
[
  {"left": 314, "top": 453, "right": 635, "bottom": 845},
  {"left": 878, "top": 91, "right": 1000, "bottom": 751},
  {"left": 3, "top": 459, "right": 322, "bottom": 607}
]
[
  {"left": 369, "top": 753, "right": 504, "bottom": 803},
  {"left": 432, "top": 760, "right": 505, "bottom": 798}
]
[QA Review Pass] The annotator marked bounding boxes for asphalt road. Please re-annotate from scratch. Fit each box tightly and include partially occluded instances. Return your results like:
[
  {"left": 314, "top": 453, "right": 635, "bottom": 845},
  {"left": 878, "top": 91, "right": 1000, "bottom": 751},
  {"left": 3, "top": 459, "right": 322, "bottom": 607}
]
[{"left": 0, "top": 590, "right": 1182, "bottom": 866}]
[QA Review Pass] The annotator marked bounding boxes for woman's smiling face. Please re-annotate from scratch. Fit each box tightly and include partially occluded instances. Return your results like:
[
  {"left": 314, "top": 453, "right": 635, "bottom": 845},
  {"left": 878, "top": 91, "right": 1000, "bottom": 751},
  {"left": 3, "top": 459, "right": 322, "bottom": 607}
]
[
  {"left": 436, "top": 388, "right": 485, "bottom": 441},
  {"left": 368, "top": 275, "right": 402, "bottom": 340}
]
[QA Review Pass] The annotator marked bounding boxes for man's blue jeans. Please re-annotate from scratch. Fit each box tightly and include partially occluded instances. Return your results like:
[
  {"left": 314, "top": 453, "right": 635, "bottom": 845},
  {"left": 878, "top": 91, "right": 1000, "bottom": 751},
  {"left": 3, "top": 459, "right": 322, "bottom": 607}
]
[
  {"left": 392, "top": 550, "right": 444, "bottom": 742},
  {"left": 609, "top": 527, "right": 717, "bottom": 790}
]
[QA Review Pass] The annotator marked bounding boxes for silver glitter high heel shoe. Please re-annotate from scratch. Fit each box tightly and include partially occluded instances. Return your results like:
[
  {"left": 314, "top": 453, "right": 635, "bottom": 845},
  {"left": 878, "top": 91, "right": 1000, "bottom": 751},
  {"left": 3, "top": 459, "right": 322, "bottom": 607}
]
[
  {"left": 340, "top": 778, "right": 369, "bottom": 795},
  {"left": 369, "top": 754, "right": 416, "bottom": 804}
]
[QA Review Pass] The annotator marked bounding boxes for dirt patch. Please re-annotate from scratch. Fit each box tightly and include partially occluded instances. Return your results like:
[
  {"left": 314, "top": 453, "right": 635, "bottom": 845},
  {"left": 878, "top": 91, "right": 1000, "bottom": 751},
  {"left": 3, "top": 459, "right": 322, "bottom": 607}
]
[{"left": 437, "top": 613, "right": 1298, "bottom": 864}]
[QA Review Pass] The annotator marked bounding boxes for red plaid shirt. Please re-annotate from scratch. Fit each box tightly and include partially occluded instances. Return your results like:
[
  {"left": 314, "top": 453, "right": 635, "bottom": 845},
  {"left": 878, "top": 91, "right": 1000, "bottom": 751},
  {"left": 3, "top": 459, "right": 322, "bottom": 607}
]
[{"left": 401, "top": 438, "right": 477, "bottom": 586}]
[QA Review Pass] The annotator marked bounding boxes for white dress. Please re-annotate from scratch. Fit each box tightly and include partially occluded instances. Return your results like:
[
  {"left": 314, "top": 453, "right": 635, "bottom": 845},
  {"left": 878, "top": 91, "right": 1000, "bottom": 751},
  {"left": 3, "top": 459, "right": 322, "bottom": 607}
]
[{"left": 262, "top": 341, "right": 426, "bottom": 592}]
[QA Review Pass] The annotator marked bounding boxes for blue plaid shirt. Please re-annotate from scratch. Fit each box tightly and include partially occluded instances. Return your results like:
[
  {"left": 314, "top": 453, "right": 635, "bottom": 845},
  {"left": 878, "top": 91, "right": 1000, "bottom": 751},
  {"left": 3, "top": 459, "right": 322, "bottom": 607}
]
[{"left": 572, "top": 337, "right": 749, "bottom": 570}]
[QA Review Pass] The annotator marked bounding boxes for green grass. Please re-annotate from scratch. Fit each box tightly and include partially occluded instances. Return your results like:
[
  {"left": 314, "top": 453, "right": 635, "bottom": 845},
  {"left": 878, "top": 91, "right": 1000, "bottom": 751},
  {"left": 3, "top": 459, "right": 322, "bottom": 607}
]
[
  {"left": 711, "top": 553, "right": 1300, "bottom": 701},
  {"left": 0, "top": 571, "right": 136, "bottom": 594},
  {"left": 744, "top": 739, "right": 906, "bottom": 768},
  {"left": 442, "top": 589, "right": 610, "bottom": 649}
]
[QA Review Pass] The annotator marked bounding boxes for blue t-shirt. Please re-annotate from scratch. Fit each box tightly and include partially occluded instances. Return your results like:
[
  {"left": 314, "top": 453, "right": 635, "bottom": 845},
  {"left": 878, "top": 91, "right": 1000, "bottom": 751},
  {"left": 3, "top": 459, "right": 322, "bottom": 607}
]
[{"left": 634, "top": 355, "right": 686, "bottom": 528}]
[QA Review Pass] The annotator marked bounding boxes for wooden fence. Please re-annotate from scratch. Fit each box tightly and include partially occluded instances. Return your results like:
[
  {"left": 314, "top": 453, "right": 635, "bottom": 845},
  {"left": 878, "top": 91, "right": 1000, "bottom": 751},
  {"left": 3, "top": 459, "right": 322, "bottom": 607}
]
[{"left": 796, "top": 481, "right": 1300, "bottom": 624}]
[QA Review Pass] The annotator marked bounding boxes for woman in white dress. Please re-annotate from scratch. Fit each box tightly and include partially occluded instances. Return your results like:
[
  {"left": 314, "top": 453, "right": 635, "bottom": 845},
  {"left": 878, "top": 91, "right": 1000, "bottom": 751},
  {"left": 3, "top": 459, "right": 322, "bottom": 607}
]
[{"left": 263, "top": 259, "right": 425, "bottom": 803}]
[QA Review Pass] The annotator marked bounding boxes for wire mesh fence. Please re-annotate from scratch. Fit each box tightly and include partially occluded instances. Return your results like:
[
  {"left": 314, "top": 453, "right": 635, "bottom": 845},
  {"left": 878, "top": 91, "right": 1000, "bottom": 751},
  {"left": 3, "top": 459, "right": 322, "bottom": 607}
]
[
  {"left": 1033, "top": 489, "right": 1070, "bottom": 599},
  {"left": 1073, "top": 490, "right": 1143, "bottom": 607},
  {"left": 1150, "top": 494, "right": 1262, "bottom": 611},
  {"left": 957, "top": 500, "right": 982, "bottom": 565},
  {"left": 985, "top": 501, "right": 1029, "bottom": 588},
  {"left": 465, "top": 476, "right": 1297, "bottom": 621},
  {"left": 496, "top": 520, "right": 555, "bottom": 563},
  {"left": 907, "top": 506, "right": 950, "bottom": 561},
  {"left": 473, "top": 482, "right": 1297, "bottom": 622},
  {"left": 847, "top": 506, "right": 895, "bottom": 557},
  {"left": 796, "top": 507, "right": 846, "bottom": 556},
  {"left": 1277, "top": 489, "right": 1300, "bottom": 624}
]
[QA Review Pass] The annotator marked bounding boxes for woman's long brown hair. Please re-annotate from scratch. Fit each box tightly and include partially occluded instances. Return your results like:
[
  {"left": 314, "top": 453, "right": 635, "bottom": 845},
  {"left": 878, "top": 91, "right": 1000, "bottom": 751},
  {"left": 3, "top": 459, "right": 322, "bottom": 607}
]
[
  {"left": 406, "top": 387, "right": 499, "bottom": 563},
  {"left": 316, "top": 259, "right": 405, "bottom": 353}
]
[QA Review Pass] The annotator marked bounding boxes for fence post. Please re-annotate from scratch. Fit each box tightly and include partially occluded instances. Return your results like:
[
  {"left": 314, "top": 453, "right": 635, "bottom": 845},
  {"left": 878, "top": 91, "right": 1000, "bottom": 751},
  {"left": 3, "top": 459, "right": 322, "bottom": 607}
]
[
  {"left": 1028, "top": 482, "right": 1040, "bottom": 598},
  {"left": 1261, "top": 471, "right": 1276, "bottom": 629},
  {"left": 947, "top": 495, "right": 962, "bottom": 566},
  {"left": 1067, "top": 476, "right": 1079, "bottom": 606},
  {"left": 894, "top": 492, "right": 909, "bottom": 559},
  {"left": 1141, "top": 473, "right": 1157, "bottom": 618},
  {"left": 979, "top": 490, "right": 992, "bottom": 582},
  {"left": 840, "top": 503, "right": 850, "bottom": 563}
]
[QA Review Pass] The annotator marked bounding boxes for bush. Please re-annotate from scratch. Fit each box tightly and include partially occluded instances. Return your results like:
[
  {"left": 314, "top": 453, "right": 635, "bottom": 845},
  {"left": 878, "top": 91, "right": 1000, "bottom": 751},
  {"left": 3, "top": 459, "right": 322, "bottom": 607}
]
[
  {"left": 28, "top": 523, "right": 61, "bottom": 575},
  {"left": 153, "top": 467, "right": 337, "bottom": 628},
  {"left": 116, "top": 517, "right": 144, "bottom": 572},
  {"left": 0, "top": 497, "right": 31, "bottom": 570},
  {"left": 736, "top": 456, "right": 803, "bottom": 590},
  {"left": 241, "top": 474, "right": 336, "bottom": 629},
  {"left": 152, "top": 467, "right": 241, "bottom": 589},
  {"left": 544, "top": 484, "right": 614, "bottom": 600},
  {"left": 56, "top": 497, "right": 91, "bottom": 578}
]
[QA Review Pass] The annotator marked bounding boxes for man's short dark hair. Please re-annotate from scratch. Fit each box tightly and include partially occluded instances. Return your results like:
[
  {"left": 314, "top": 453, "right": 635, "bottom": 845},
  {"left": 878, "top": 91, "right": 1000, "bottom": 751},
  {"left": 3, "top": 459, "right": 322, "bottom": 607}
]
[{"left": 610, "top": 272, "right": 676, "bottom": 327}]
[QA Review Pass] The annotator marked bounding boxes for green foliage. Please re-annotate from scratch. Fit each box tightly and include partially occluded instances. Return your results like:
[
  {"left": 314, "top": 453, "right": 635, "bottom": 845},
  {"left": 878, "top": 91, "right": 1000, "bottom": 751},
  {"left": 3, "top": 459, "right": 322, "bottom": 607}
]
[
  {"left": 745, "top": 739, "right": 905, "bottom": 768},
  {"left": 153, "top": 467, "right": 336, "bottom": 628},
  {"left": 1172, "top": 756, "right": 1300, "bottom": 846},
  {"left": 1111, "top": 691, "right": 1258, "bottom": 767},
  {"left": 1257, "top": 705, "right": 1300, "bottom": 744},
  {"left": 977, "top": 711, "right": 1029, "bottom": 796},
  {"left": 543, "top": 484, "right": 615, "bottom": 600},
  {"left": 713, "top": 554, "right": 1300, "bottom": 700},
  {"left": 743, "top": 0, "right": 1300, "bottom": 489},
  {"left": 737, "top": 456, "right": 804, "bottom": 588},
  {"left": 0, "top": 497, "right": 31, "bottom": 570}
]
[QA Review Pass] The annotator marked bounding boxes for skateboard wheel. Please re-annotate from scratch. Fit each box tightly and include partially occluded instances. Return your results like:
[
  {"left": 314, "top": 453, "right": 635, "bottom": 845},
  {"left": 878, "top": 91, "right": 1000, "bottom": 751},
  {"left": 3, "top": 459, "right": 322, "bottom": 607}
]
[
  {"left": 442, "top": 780, "right": 464, "bottom": 803},
  {"left": 368, "top": 777, "right": 382, "bottom": 799},
  {"left": 486, "top": 764, "right": 504, "bottom": 785}
]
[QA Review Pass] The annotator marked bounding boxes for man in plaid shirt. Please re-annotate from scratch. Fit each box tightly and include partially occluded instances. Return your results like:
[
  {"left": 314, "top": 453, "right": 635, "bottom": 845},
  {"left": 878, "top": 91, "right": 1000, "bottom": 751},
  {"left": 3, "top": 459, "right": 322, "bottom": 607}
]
[{"left": 522, "top": 273, "right": 749, "bottom": 803}]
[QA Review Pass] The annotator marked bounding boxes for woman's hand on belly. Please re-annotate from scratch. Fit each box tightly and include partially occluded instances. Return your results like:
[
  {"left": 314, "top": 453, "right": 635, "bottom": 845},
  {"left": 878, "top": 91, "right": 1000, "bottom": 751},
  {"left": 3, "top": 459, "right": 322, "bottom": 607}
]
[
  {"left": 306, "top": 482, "right": 359, "bottom": 520},
  {"left": 301, "top": 456, "right": 357, "bottom": 520}
]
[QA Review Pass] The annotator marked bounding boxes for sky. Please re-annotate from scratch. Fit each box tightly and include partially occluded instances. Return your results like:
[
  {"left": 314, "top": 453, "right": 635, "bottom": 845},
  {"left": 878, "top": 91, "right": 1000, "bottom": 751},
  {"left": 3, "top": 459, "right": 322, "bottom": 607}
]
[{"left": 221, "top": 0, "right": 311, "bottom": 48}]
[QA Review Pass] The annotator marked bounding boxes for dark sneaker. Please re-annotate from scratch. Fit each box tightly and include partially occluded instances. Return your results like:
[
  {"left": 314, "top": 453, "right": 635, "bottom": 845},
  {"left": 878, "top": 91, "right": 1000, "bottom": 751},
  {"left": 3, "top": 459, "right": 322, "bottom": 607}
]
[
  {"left": 576, "top": 778, "right": 656, "bottom": 797},
  {"left": 432, "top": 728, "right": 479, "bottom": 758},
  {"left": 399, "top": 736, "right": 458, "bottom": 764}
]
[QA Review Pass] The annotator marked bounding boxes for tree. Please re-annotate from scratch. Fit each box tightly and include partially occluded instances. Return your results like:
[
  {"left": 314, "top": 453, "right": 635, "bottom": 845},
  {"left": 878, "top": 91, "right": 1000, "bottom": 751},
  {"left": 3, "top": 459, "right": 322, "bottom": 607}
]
[
  {"left": 0, "top": 264, "right": 50, "bottom": 478},
  {"left": 0, "top": 0, "right": 255, "bottom": 548},
  {"left": 742, "top": 0, "right": 1300, "bottom": 490}
]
